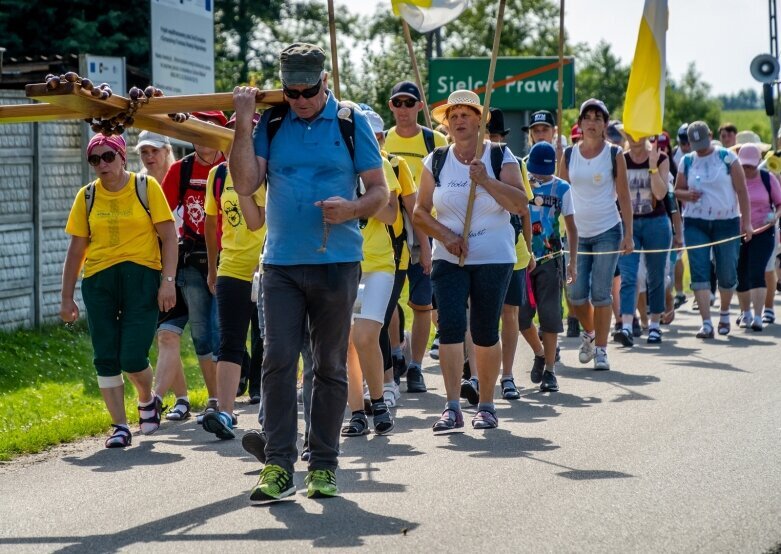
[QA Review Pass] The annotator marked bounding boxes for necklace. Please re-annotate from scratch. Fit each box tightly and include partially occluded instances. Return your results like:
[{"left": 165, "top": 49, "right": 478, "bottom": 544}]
[{"left": 454, "top": 148, "right": 474, "bottom": 164}]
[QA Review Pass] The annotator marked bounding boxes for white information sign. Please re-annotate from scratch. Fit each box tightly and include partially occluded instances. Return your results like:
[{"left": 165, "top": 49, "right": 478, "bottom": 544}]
[
  {"left": 80, "top": 55, "right": 126, "bottom": 93},
  {"left": 150, "top": 0, "right": 215, "bottom": 94}
]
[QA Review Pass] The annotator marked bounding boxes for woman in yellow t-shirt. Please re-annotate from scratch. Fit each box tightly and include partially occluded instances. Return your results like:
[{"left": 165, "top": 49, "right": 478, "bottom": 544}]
[
  {"left": 60, "top": 134, "right": 177, "bottom": 448},
  {"left": 200, "top": 150, "right": 266, "bottom": 440},
  {"left": 341, "top": 155, "right": 400, "bottom": 437}
]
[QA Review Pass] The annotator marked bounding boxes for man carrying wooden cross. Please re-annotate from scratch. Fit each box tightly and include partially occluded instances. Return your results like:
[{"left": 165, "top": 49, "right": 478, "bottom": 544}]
[{"left": 231, "top": 43, "right": 388, "bottom": 503}]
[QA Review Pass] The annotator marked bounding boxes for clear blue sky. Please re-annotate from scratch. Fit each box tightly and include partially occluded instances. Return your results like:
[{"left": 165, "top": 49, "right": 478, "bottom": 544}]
[{"left": 335, "top": 0, "right": 772, "bottom": 97}]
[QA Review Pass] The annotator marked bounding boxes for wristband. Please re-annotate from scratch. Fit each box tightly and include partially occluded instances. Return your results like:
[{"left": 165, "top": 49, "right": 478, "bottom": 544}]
[{"left": 648, "top": 168, "right": 659, "bottom": 174}]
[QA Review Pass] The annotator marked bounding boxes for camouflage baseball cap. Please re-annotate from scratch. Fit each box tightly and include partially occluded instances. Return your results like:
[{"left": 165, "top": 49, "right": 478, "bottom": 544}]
[{"left": 279, "top": 43, "right": 326, "bottom": 86}]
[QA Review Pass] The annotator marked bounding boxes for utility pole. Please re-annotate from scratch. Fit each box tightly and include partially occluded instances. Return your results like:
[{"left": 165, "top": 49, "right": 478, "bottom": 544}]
[{"left": 770, "top": 0, "right": 779, "bottom": 144}]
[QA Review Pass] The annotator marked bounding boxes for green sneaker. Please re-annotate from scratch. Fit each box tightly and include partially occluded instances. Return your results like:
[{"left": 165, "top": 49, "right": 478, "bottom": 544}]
[
  {"left": 250, "top": 464, "right": 295, "bottom": 503},
  {"left": 305, "top": 469, "right": 339, "bottom": 498}
]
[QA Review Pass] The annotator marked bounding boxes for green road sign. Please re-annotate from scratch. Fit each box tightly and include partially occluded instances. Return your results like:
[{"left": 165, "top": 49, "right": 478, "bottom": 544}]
[{"left": 428, "top": 57, "right": 575, "bottom": 111}]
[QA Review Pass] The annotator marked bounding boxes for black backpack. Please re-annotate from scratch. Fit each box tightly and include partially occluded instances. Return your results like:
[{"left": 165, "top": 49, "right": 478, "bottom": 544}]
[
  {"left": 430, "top": 143, "right": 521, "bottom": 242},
  {"left": 266, "top": 102, "right": 356, "bottom": 161},
  {"left": 759, "top": 168, "right": 776, "bottom": 209},
  {"left": 563, "top": 144, "right": 620, "bottom": 178}
]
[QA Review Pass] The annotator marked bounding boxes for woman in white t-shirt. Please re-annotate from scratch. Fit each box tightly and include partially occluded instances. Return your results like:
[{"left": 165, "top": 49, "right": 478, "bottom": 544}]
[
  {"left": 414, "top": 90, "right": 528, "bottom": 432},
  {"left": 674, "top": 121, "right": 753, "bottom": 339},
  {"left": 558, "top": 99, "right": 634, "bottom": 372}
]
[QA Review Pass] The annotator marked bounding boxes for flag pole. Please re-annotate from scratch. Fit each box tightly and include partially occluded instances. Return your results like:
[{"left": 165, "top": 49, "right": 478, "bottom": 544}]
[
  {"left": 459, "top": 0, "right": 506, "bottom": 266},
  {"left": 327, "top": 0, "right": 341, "bottom": 99},
  {"left": 402, "top": 20, "right": 433, "bottom": 129},
  {"left": 556, "top": 0, "right": 565, "bottom": 150}
]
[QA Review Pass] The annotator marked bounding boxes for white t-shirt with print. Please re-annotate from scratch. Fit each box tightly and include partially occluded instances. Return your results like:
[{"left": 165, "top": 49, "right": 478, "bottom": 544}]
[
  {"left": 423, "top": 141, "right": 520, "bottom": 265},
  {"left": 681, "top": 148, "right": 739, "bottom": 220}
]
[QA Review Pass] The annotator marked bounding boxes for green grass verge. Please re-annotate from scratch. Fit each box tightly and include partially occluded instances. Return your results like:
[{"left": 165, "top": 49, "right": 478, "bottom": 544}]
[{"left": 0, "top": 321, "right": 207, "bottom": 461}]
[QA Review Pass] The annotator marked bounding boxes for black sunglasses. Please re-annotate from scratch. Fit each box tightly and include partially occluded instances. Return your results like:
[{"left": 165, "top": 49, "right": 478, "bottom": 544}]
[
  {"left": 87, "top": 151, "right": 118, "bottom": 166},
  {"left": 283, "top": 80, "right": 322, "bottom": 99},
  {"left": 391, "top": 97, "right": 418, "bottom": 108}
]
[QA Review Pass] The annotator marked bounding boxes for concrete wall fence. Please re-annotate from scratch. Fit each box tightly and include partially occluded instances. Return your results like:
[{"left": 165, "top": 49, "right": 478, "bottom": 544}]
[{"left": 0, "top": 90, "right": 140, "bottom": 331}]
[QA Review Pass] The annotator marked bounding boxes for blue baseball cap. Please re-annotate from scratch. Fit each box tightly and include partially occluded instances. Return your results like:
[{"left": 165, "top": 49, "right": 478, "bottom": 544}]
[{"left": 526, "top": 142, "right": 557, "bottom": 176}]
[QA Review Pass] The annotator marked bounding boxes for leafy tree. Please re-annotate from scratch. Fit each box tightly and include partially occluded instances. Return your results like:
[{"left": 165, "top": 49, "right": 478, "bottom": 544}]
[
  {"left": 0, "top": 0, "right": 150, "bottom": 76},
  {"left": 664, "top": 63, "right": 721, "bottom": 134},
  {"left": 573, "top": 41, "right": 630, "bottom": 118}
]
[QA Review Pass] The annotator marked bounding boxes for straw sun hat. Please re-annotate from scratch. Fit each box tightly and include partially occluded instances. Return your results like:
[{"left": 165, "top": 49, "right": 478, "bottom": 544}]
[{"left": 431, "top": 90, "right": 490, "bottom": 124}]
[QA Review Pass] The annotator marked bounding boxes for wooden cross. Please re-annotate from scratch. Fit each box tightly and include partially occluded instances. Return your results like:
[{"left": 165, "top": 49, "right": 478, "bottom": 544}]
[{"left": 0, "top": 80, "right": 285, "bottom": 151}]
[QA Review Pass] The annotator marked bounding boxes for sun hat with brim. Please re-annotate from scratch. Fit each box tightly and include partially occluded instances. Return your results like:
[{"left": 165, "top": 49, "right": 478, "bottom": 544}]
[
  {"left": 136, "top": 130, "right": 170, "bottom": 150},
  {"left": 431, "top": 90, "right": 490, "bottom": 124},
  {"left": 192, "top": 110, "right": 228, "bottom": 127},
  {"left": 737, "top": 143, "right": 762, "bottom": 167}
]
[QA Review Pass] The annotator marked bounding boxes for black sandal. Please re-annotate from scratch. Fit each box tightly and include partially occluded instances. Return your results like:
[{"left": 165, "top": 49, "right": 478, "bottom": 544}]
[
  {"left": 340, "top": 413, "right": 369, "bottom": 437},
  {"left": 105, "top": 424, "right": 132, "bottom": 448},
  {"left": 165, "top": 399, "right": 191, "bottom": 421},
  {"left": 138, "top": 396, "right": 162, "bottom": 435}
]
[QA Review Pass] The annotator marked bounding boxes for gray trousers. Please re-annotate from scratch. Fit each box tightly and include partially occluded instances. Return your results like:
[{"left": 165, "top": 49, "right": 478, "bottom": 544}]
[{"left": 261, "top": 263, "right": 359, "bottom": 473}]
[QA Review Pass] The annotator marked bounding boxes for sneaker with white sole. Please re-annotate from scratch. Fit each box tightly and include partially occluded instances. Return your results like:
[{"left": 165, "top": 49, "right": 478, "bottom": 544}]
[
  {"left": 579, "top": 332, "right": 595, "bottom": 364},
  {"left": 594, "top": 346, "right": 610, "bottom": 370},
  {"left": 428, "top": 333, "right": 440, "bottom": 360}
]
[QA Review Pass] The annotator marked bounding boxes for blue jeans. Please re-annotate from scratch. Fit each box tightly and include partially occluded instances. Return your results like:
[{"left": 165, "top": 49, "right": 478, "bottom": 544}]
[
  {"left": 568, "top": 223, "right": 623, "bottom": 307},
  {"left": 619, "top": 216, "right": 672, "bottom": 316},
  {"left": 683, "top": 217, "right": 740, "bottom": 291},
  {"left": 177, "top": 265, "right": 219, "bottom": 360}
]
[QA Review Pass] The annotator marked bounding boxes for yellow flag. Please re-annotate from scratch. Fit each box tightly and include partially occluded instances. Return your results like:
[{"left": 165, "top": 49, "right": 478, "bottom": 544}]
[
  {"left": 622, "top": 0, "right": 668, "bottom": 140},
  {"left": 391, "top": 0, "right": 469, "bottom": 33}
]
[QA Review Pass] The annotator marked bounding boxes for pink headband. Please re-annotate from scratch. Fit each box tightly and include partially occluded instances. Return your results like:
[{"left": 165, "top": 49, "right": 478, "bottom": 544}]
[{"left": 87, "top": 134, "right": 127, "bottom": 164}]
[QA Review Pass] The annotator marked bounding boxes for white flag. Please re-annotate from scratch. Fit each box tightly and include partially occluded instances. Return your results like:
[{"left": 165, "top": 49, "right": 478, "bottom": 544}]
[{"left": 392, "top": 0, "right": 470, "bottom": 33}]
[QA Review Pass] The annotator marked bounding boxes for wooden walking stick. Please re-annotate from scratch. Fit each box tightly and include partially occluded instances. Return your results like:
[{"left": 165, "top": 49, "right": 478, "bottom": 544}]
[
  {"left": 556, "top": 0, "right": 565, "bottom": 152},
  {"left": 402, "top": 20, "right": 433, "bottom": 129},
  {"left": 459, "top": 0, "right": 507, "bottom": 266},
  {"left": 327, "top": 0, "right": 341, "bottom": 100}
]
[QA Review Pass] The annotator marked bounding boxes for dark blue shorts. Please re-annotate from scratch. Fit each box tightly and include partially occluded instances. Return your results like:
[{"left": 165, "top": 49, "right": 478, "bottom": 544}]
[
  {"left": 407, "top": 262, "right": 433, "bottom": 309},
  {"left": 503, "top": 269, "right": 527, "bottom": 307}
]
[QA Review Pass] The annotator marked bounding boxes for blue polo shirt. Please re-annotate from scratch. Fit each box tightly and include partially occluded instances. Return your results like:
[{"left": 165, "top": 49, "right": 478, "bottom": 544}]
[{"left": 253, "top": 92, "right": 383, "bottom": 265}]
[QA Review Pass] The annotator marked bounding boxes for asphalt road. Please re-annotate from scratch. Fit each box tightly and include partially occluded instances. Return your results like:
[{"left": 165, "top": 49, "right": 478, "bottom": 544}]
[{"left": 1, "top": 302, "right": 780, "bottom": 553}]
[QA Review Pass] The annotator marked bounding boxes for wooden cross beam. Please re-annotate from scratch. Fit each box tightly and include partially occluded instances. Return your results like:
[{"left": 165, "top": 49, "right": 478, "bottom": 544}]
[{"left": 0, "top": 81, "right": 285, "bottom": 152}]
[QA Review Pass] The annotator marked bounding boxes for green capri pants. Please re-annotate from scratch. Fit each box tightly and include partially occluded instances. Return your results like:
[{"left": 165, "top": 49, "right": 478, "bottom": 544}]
[{"left": 81, "top": 262, "right": 160, "bottom": 382}]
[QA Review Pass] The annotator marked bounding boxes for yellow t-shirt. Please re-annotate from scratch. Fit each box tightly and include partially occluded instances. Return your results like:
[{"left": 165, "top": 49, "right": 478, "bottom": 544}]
[
  {"left": 384, "top": 127, "right": 448, "bottom": 186},
  {"left": 361, "top": 157, "right": 402, "bottom": 274},
  {"left": 385, "top": 152, "right": 416, "bottom": 271},
  {"left": 65, "top": 173, "right": 173, "bottom": 278},
  {"left": 204, "top": 164, "right": 266, "bottom": 282},
  {"left": 514, "top": 159, "right": 534, "bottom": 270}
]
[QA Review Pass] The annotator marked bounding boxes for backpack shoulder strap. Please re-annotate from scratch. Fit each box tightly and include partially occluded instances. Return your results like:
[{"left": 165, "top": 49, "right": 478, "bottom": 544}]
[
  {"left": 490, "top": 143, "right": 506, "bottom": 179},
  {"left": 609, "top": 144, "right": 620, "bottom": 179},
  {"left": 760, "top": 168, "right": 775, "bottom": 208},
  {"left": 336, "top": 101, "right": 356, "bottom": 161},
  {"left": 213, "top": 162, "right": 228, "bottom": 207},
  {"left": 431, "top": 145, "right": 450, "bottom": 186},
  {"left": 563, "top": 146, "right": 573, "bottom": 171},
  {"left": 682, "top": 153, "right": 693, "bottom": 180},
  {"left": 266, "top": 104, "right": 290, "bottom": 145},
  {"left": 84, "top": 180, "right": 98, "bottom": 235},
  {"left": 718, "top": 148, "right": 733, "bottom": 174},
  {"left": 179, "top": 153, "right": 196, "bottom": 206},
  {"left": 135, "top": 173, "right": 150, "bottom": 216},
  {"left": 387, "top": 153, "right": 401, "bottom": 180},
  {"left": 422, "top": 127, "right": 436, "bottom": 154}
]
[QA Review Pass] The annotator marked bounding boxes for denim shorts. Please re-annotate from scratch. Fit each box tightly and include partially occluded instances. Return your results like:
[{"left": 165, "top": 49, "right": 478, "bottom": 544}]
[
  {"left": 503, "top": 268, "right": 527, "bottom": 307},
  {"left": 407, "top": 262, "right": 433, "bottom": 309},
  {"left": 568, "top": 222, "right": 622, "bottom": 307},
  {"left": 174, "top": 264, "right": 220, "bottom": 359},
  {"left": 683, "top": 217, "right": 740, "bottom": 291},
  {"left": 431, "top": 260, "right": 513, "bottom": 347}
]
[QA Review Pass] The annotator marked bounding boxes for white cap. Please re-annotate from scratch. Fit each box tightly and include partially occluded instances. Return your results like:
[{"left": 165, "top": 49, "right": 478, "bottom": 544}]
[{"left": 136, "top": 130, "right": 170, "bottom": 150}]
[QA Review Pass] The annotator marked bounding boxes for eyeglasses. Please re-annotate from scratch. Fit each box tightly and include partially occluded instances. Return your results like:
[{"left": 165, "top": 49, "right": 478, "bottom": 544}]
[
  {"left": 282, "top": 80, "right": 322, "bottom": 99},
  {"left": 87, "top": 151, "right": 118, "bottom": 166},
  {"left": 391, "top": 97, "right": 418, "bottom": 108}
]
